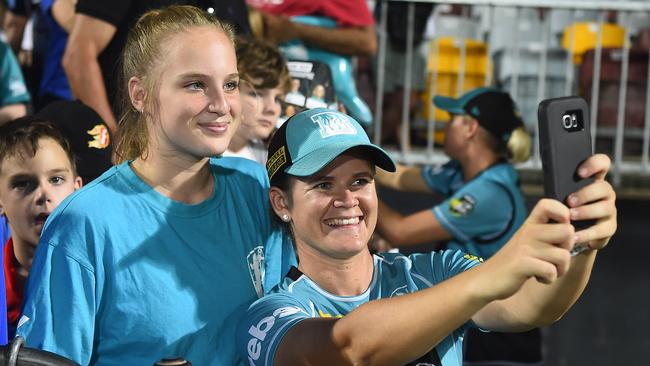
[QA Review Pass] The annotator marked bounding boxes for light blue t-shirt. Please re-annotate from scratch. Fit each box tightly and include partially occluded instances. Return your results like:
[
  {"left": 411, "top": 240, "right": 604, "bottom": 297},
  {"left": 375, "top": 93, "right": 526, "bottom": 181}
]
[
  {"left": 18, "top": 157, "right": 294, "bottom": 366},
  {"left": 237, "top": 251, "right": 482, "bottom": 366},
  {"left": 422, "top": 160, "right": 527, "bottom": 259}
]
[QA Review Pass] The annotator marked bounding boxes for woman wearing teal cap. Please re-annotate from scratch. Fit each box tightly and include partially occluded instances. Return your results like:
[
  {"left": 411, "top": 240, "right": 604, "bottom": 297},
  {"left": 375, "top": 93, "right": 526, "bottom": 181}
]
[
  {"left": 236, "top": 108, "right": 617, "bottom": 366},
  {"left": 376, "top": 87, "right": 538, "bottom": 364}
]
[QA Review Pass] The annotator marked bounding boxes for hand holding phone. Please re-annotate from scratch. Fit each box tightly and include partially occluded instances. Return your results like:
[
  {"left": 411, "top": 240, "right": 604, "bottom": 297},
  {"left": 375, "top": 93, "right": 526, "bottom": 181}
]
[{"left": 538, "top": 96, "right": 595, "bottom": 254}]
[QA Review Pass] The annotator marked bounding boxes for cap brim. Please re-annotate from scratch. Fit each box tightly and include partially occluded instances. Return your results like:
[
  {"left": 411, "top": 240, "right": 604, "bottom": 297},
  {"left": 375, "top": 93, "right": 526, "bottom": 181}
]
[
  {"left": 433, "top": 95, "right": 466, "bottom": 114},
  {"left": 286, "top": 141, "right": 396, "bottom": 177}
]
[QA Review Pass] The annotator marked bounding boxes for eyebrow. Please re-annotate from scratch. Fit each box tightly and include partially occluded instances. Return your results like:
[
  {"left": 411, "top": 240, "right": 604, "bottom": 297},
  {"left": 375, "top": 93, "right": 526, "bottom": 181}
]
[
  {"left": 47, "top": 168, "right": 72, "bottom": 175},
  {"left": 307, "top": 169, "right": 374, "bottom": 183},
  {"left": 8, "top": 168, "right": 71, "bottom": 180},
  {"left": 177, "top": 72, "right": 239, "bottom": 80}
]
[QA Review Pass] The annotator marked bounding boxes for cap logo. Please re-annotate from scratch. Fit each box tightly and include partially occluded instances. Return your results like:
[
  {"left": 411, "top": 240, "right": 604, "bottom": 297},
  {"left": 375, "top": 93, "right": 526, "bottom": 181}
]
[
  {"left": 267, "top": 146, "right": 287, "bottom": 180},
  {"left": 87, "top": 124, "right": 110, "bottom": 149},
  {"left": 471, "top": 106, "right": 480, "bottom": 116},
  {"left": 310, "top": 112, "right": 356, "bottom": 138}
]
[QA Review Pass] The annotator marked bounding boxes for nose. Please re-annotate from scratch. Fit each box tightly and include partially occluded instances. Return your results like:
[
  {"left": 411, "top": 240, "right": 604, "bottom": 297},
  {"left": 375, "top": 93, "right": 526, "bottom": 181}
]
[
  {"left": 262, "top": 95, "right": 280, "bottom": 116},
  {"left": 333, "top": 188, "right": 359, "bottom": 208},
  {"left": 207, "top": 89, "right": 230, "bottom": 115},
  {"left": 34, "top": 184, "right": 52, "bottom": 206}
]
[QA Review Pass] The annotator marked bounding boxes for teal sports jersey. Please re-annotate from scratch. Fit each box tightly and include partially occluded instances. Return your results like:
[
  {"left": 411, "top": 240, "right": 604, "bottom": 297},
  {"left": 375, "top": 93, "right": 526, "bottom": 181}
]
[
  {"left": 18, "top": 157, "right": 294, "bottom": 366},
  {"left": 238, "top": 251, "right": 483, "bottom": 366},
  {"left": 0, "top": 41, "right": 30, "bottom": 106},
  {"left": 422, "top": 160, "right": 527, "bottom": 258}
]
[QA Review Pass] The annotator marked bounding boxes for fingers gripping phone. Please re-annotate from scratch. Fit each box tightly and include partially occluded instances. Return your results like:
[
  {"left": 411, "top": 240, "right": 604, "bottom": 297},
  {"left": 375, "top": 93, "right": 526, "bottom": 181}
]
[{"left": 538, "top": 96, "right": 595, "bottom": 254}]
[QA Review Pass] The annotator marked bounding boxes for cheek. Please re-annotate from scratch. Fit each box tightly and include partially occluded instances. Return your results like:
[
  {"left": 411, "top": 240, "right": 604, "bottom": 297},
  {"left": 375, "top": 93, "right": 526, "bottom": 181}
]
[
  {"left": 51, "top": 185, "right": 76, "bottom": 206},
  {"left": 227, "top": 93, "right": 242, "bottom": 117}
]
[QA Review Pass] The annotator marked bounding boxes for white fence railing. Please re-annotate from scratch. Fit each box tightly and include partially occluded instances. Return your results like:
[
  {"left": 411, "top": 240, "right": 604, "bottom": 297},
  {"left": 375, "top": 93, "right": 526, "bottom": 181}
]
[{"left": 371, "top": 0, "right": 650, "bottom": 187}]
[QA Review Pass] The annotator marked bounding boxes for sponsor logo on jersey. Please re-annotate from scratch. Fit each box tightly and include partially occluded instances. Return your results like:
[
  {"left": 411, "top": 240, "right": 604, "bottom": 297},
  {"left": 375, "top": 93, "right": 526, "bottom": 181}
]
[
  {"left": 317, "top": 309, "right": 343, "bottom": 318},
  {"left": 389, "top": 285, "right": 408, "bottom": 297},
  {"left": 310, "top": 111, "right": 356, "bottom": 138},
  {"left": 17, "top": 315, "right": 30, "bottom": 328},
  {"left": 449, "top": 194, "right": 476, "bottom": 217},
  {"left": 87, "top": 124, "right": 110, "bottom": 149},
  {"left": 463, "top": 253, "right": 484, "bottom": 263},
  {"left": 247, "top": 306, "right": 305, "bottom": 365},
  {"left": 247, "top": 246, "right": 265, "bottom": 298}
]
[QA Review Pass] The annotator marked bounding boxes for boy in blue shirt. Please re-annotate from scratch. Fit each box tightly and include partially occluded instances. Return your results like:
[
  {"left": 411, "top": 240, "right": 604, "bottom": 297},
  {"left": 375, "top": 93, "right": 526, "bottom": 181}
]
[{"left": 0, "top": 117, "right": 82, "bottom": 343}]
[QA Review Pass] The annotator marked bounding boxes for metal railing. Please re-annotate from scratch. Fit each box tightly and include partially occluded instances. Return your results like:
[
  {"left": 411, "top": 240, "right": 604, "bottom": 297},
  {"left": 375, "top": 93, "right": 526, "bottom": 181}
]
[{"left": 371, "top": 0, "right": 650, "bottom": 188}]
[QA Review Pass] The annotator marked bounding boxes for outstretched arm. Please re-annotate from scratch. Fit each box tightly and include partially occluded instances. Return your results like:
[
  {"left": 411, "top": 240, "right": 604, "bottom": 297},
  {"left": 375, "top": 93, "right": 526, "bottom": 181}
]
[
  {"left": 376, "top": 200, "right": 451, "bottom": 248},
  {"left": 473, "top": 154, "right": 616, "bottom": 331},
  {"left": 375, "top": 163, "right": 431, "bottom": 193},
  {"left": 260, "top": 155, "right": 615, "bottom": 366},
  {"left": 375, "top": 163, "right": 453, "bottom": 247}
]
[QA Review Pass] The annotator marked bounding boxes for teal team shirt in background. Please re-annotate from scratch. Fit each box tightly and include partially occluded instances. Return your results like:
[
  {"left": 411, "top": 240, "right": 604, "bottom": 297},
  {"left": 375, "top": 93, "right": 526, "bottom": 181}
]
[
  {"left": 421, "top": 160, "right": 527, "bottom": 259},
  {"left": 238, "top": 251, "right": 482, "bottom": 366},
  {"left": 17, "top": 157, "right": 295, "bottom": 365}
]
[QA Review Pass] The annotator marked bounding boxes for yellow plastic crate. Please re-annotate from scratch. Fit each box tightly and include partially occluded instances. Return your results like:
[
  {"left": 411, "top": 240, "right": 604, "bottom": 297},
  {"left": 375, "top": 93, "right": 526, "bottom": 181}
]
[
  {"left": 562, "top": 22, "right": 625, "bottom": 64},
  {"left": 421, "top": 37, "right": 490, "bottom": 123}
]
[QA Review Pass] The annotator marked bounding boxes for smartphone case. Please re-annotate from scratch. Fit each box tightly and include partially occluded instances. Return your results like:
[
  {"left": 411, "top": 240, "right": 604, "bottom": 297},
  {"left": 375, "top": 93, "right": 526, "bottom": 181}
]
[{"left": 538, "top": 96, "right": 594, "bottom": 204}]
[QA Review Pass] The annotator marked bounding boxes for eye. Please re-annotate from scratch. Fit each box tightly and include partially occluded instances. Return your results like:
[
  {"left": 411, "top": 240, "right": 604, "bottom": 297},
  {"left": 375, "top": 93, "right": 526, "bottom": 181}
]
[
  {"left": 186, "top": 81, "right": 204, "bottom": 91},
  {"left": 224, "top": 80, "right": 239, "bottom": 92},
  {"left": 12, "top": 180, "right": 29, "bottom": 190},
  {"left": 11, "top": 178, "right": 35, "bottom": 192},
  {"left": 275, "top": 95, "right": 284, "bottom": 104},
  {"left": 352, "top": 178, "right": 371, "bottom": 187},
  {"left": 313, "top": 181, "right": 332, "bottom": 190},
  {"left": 50, "top": 176, "right": 65, "bottom": 185}
]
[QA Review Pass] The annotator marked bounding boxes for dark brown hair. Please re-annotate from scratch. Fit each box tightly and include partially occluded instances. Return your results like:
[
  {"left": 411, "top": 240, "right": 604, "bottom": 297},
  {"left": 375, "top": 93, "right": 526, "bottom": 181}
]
[{"left": 0, "top": 116, "right": 76, "bottom": 175}]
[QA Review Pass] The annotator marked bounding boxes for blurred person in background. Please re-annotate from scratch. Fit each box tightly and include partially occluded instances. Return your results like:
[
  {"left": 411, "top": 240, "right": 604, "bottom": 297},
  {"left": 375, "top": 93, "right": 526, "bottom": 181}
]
[
  {"left": 224, "top": 36, "right": 290, "bottom": 164},
  {"left": 376, "top": 87, "right": 543, "bottom": 365}
]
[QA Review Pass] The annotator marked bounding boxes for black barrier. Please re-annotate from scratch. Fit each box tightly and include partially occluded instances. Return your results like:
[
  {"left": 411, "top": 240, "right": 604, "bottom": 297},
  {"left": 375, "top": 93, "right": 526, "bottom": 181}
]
[{"left": 0, "top": 337, "right": 79, "bottom": 366}]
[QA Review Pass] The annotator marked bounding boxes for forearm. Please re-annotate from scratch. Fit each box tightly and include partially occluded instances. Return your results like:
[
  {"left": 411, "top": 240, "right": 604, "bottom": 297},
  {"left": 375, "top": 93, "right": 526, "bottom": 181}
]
[
  {"left": 376, "top": 164, "right": 430, "bottom": 193},
  {"left": 292, "top": 23, "right": 376, "bottom": 56},
  {"left": 63, "top": 52, "right": 117, "bottom": 132},
  {"left": 0, "top": 104, "right": 27, "bottom": 124},
  {"left": 377, "top": 201, "right": 450, "bottom": 248},
  {"left": 508, "top": 249, "right": 597, "bottom": 328},
  {"left": 330, "top": 265, "right": 491, "bottom": 365}
]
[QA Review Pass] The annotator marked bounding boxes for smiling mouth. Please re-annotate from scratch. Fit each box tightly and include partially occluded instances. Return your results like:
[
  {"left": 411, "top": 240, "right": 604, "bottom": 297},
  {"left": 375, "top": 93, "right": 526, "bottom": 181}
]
[
  {"left": 198, "top": 122, "right": 229, "bottom": 134},
  {"left": 325, "top": 216, "right": 361, "bottom": 227}
]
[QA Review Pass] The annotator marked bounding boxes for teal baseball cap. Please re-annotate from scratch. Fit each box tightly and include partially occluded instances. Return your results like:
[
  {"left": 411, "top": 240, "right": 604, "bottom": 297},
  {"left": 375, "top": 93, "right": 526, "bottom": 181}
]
[
  {"left": 434, "top": 87, "right": 524, "bottom": 141},
  {"left": 266, "top": 108, "right": 396, "bottom": 183}
]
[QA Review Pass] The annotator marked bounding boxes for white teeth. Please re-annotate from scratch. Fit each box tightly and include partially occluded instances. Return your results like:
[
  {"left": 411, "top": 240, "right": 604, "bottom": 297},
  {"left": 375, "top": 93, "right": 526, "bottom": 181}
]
[{"left": 326, "top": 217, "right": 360, "bottom": 226}]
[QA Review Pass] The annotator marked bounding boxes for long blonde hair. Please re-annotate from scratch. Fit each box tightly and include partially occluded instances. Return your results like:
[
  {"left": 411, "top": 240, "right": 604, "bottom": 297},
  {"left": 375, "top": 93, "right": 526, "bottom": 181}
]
[{"left": 113, "top": 5, "right": 235, "bottom": 163}]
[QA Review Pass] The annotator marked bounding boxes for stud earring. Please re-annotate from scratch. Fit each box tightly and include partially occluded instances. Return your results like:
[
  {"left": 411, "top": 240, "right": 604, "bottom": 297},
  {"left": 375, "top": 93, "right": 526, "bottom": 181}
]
[{"left": 281, "top": 214, "right": 290, "bottom": 222}]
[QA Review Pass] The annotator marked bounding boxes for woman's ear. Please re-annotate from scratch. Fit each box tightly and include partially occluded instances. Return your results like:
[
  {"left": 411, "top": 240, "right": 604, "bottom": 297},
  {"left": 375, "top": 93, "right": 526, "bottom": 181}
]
[
  {"left": 269, "top": 186, "right": 290, "bottom": 218},
  {"left": 128, "top": 76, "right": 146, "bottom": 112},
  {"left": 465, "top": 116, "right": 480, "bottom": 138}
]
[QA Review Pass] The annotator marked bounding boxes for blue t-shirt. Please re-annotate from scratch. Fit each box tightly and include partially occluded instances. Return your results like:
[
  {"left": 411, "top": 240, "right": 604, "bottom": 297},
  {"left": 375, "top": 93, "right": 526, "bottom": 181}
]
[
  {"left": 422, "top": 160, "right": 527, "bottom": 259},
  {"left": 18, "top": 157, "right": 294, "bottom": 365},
  {"left": 237, "top": 251, "right": 482, "bottom": 366},
  {"left": 38, "top": 0, "right": 73, "bottom": 100}
]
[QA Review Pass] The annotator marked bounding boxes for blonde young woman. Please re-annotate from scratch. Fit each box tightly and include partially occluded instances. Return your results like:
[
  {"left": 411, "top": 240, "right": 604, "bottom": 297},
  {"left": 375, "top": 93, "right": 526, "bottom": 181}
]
[
  {"left": 236, "top": 108, "right": 616, "bottom": 366},
  {"left": 17, "top": 6, "right": 292, "bottom": 365}
]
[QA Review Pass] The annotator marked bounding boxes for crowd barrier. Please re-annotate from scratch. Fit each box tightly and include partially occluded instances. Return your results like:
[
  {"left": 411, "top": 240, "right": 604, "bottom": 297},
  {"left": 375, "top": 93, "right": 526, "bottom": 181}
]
[{"left": 371, "top": 0, "right": 650, "bottom": 188}]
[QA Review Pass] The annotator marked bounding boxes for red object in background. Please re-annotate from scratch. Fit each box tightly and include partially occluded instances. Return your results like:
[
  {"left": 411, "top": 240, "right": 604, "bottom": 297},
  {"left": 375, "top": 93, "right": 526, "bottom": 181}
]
[{"left": 579, "top": 47, "right": 649, "bottom": 130}]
